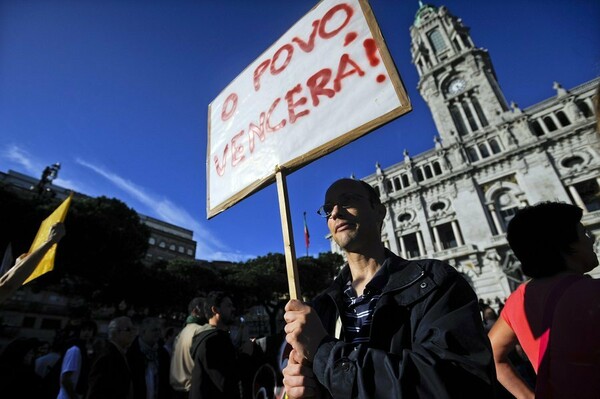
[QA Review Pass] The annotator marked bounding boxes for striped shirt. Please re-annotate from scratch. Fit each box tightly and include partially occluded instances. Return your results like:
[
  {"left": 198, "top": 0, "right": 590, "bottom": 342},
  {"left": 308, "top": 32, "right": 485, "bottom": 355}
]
[{"left": 341, "top": 259, "right": 390, "bottom": 345}]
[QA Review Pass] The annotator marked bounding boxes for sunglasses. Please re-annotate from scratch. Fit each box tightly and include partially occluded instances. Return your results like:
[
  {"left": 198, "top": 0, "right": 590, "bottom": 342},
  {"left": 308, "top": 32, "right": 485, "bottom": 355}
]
[{"left": 317, "top": 193, "right": 369, "bottom": 218}]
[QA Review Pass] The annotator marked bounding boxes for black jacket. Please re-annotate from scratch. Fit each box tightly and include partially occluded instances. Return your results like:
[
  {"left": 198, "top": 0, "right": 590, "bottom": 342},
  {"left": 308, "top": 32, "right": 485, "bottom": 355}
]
[
  {"left": 86, "top": 340, "right": 132, "bottom": 399},
  {"left": 189, "top": 327, "right": 242, "bottom": 399},
  {"left": 311, "top": 251, "right": 497, "bottom": 398}
]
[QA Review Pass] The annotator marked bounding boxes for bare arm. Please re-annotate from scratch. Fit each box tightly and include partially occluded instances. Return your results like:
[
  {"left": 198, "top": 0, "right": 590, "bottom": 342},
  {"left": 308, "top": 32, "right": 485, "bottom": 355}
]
[
  {"left": 488, "top": 317, "right": 534, "bottom": 399},
  {"left": 0, "top": 222, "right": 65, "bottom": 303}
]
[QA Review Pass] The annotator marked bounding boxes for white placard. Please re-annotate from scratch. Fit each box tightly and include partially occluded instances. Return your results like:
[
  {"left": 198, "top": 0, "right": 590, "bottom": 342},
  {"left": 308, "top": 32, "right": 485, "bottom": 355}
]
[{"left": 207, "top": 0, "right": 410, "bottom": 218}]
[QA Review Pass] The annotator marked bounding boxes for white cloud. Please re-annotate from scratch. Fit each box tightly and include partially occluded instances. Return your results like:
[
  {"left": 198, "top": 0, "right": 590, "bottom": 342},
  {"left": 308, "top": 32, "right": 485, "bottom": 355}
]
[
  {"left": 3, "top": 145, "right": 36, "bottom": 174},
  {"left": 75, "top": 158, "right": 247, "bottom": 262}
]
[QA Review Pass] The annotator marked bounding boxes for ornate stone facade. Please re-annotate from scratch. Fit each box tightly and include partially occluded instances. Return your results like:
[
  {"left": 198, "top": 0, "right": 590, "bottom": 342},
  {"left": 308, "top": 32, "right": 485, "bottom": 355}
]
[{"left": 332, "top": 3, "right": 600, "bottom": 305}]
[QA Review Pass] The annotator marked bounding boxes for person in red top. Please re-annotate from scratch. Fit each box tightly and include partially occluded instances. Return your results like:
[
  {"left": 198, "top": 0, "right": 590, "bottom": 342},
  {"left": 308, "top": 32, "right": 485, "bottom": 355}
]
[{"left": 489, "top": 202, "right": 600, "bottom": 398}]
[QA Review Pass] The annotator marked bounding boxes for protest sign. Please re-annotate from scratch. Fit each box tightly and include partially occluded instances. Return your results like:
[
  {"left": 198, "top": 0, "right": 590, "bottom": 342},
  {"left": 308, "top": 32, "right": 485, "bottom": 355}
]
[{"left": 207, "top": 0, "right": 411, "bottom": 218}]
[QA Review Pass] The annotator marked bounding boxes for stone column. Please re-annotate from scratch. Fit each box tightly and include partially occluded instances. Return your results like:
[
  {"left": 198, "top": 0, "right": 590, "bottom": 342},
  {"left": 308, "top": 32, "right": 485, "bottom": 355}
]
[
  {"left": 451, "top": 220, "right": 464, "bottom": 246},
  {"left": 464, "top": 97, "right": 482, "bottom": 131},
  {"left": 568, "top": 185, "right": 588, "bottom": 213},
  {"left": 488, "top": 204, "right": 504, "bottom": 234},
  {"left": 456, "top": 101, "right": 473, "bottom": 134},
  {"left": 398, "top": 235, "right": 407, "bottom": 259},
  {"left": 537, "top": 117, "right": 550, "bottom": 135},
  {"left": 416, "top": 231, "right": 426, "bottom": 256},
  {"left": 432, "top": 226, "right": 442, "bottom": 252}
]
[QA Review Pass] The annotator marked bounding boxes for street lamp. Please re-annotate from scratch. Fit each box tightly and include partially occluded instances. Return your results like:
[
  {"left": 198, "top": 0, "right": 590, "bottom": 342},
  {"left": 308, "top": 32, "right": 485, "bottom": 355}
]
[{"left": 32, "top": 162, "right": 61, "bottom": 198}]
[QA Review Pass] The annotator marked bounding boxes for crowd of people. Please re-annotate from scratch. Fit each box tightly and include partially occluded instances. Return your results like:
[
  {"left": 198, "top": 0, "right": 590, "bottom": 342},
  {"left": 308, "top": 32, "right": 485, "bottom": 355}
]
[{"left": 1, "top": 175, "right": 600, "bottom": 398}]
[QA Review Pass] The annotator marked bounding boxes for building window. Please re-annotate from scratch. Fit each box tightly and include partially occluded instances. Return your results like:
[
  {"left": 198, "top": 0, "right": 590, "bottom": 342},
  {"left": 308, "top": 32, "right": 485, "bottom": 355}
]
[
  {"left": 386, "top": 180, "right": 394, "bottom": 193},
  {"left": 169, "top": 244, "right": 176, "bottom": 251},
  {"left": 428, "top": 29, "right": 447, "bottom": 53},
  {"left": 148, "top": 237, "right": 156, "bottom": 245},
  {"left": 398, "top": 213, "right": 412, "bottom": 223},
  {"left": 430, "top": 201, "right": 446, "bottom": 212},
  {"left": 178, "top": 246, "right": 185, "bottom": 253},
  {"left": 562, "top": 155, "right": 584, "bottom": 168},
  {"left": 393, "top": 177, "right": 401, "bottom": 191},
  {"left": 471, "top": 97, "right": 488, "bottom": 127},
  {"left": 401, "top": 174, "right": 410, "bottom": 187},
  {"left": 495, "top": 189, "right": 520, "bottom": 230},
  {"left": 374, "top": 186, "right": 381, "bottom": 197},
  {"left": 489, "top": 139, "right": 502, "bottom": 154},
  {"left": 466, "top": 146, "right": 479, "bottom": 162},
  {"left": 450, "top": 104, "right": 468, "bottom": 136},
  {"left": 543, "top": 116, "right": 557, "bottom": 132},
  {"left": 462, "top": 100, "right": 478, "bottom": 131},
  {"left": 479, "top": 144, "right": 490, "bottom": 159},
  {"left": 159, "top": 241, "right": 166, "bottom": 248},
  {"left": 576, "top": 100, "right": 592, "bottom": 118},
  {"left": 416, "top": 169, "right": 424, "bottom": 182},
  {"left": 424, "top": 165, "right": 433, "bottom": 179},
  {"left": 402, "top": 232, "right": 421, "bottom": 258},
  {"left": 556, "top": 111, "right": 570, "bottom": 127},
  {"left": 433, "top": 161, "right": 443, "bottom": 175},
  {"left": 573, "top": 180, "right": 600, "bottom": 212},
  {"left": 436, "top": 222, "right": 458, "bottom": 250},
  {"left": 530, "top": 120, "right": 545, "bottom": 137},
  {"left": 187, "top": 249, "right": 194, "bottom": 256}
]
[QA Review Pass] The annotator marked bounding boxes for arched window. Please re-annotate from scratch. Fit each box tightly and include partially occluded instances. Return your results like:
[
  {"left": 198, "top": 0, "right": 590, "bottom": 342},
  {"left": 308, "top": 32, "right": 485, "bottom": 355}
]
[
  {"left": 386, "top": 180, "right": 394, "bottom": 193},
  {"left": 556, "top": 111, "right": 570, "bottom": 127},
  {"left": 169, "top": 244, "right": 176, "bottom": 251},
  {"left": 428, "top": 29, "right": 447, "bottom": 53},
  {"left": 576, "top": 100, "right": 592, "bottom": 118},
  {"left": 479, "top": 144, "right": 490, "bottom": 158},
  {"left": 393, "top": 177, "right": 401, "bottom": 191},
  {"left": 416, "top": 169, "right": 424, "bottom": 182},
  {"left": 424, "top": 165, "right": 433, "bottom": 179},
  {"left": 433, "top": 162, "right": 443, "bottom": 175},
  {"left": 462, "top": 100, "right": 478, "bottom": 131},
  {"left": 489, "top": 139, "right": 502, "bottom": 154},
  {"left": 471, "top": 97, "right": 488, "bottom": 127},
  {"left": 530, "top": 120, "right": 544, "bottom": 136},
  {"left": 543, "top": 116, "right": 557, "bottom": 132},
  {"left": 401, "top": 174, "right": 410, "bottom": 187},
  {"left": 159, "top": 241, "right": 166, "bottom": 248},
  {"left": 450, "top": 104, "right": 468, "bottom": 136},
  {"left": 466, "top": 146, "right": 479, "bottom": 162},
  {"left": 494, "top": 189, "right": 519, "bottom": 231},
  {"left": 148, "top": 237, "right": 156, "bottom": 245}
]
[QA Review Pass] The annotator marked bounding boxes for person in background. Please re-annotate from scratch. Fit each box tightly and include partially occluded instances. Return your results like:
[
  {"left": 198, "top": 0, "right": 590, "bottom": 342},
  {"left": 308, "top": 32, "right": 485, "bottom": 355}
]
[
  {"left": 58, "top": 320, "right": 98, "bottom": 399},
  {"left": 489, "top": 202, "right": 600, "bottom": 398},
  {"left": 0, "top": 222, "right": 65, "bottom": 303},
  {"left": 189, "top": 291, "right": 246, "bottom": 399},
  {"left": 127, "top": 317, "right": 173, "bottom": 399},
  {"left": 169, "top": 297, "right": 207, "bottom": 398},
  {"left": 86, "top": 316, "right": 136, "bottom": 399},
  {"left": 283, "top": 178, "right": 496, "bottom": 398}
]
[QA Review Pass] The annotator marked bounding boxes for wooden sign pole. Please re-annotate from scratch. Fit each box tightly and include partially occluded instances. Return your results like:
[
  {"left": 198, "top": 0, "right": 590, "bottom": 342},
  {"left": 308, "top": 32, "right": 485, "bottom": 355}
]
[{"left": 275, "top": 167, "right": 301, "bottom": 300}]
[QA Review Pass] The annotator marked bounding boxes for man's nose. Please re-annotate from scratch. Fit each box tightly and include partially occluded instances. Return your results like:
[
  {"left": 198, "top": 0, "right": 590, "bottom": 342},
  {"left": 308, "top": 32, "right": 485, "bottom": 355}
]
[{"left": 329, "top": 203, "right": 342, "bottom": 219}]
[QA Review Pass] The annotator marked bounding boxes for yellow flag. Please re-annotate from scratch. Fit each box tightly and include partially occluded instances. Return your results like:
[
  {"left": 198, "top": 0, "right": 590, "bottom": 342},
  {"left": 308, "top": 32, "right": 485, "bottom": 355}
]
[{"left": 23, "top": 193, "right": 73, "bottom": 284}]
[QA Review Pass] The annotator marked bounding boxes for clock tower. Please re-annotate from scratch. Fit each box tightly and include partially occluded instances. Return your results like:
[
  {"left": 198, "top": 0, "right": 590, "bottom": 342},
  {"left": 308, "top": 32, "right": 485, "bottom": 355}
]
[{"left": 410, "top": 3, "right": 509, "bottom": 145}]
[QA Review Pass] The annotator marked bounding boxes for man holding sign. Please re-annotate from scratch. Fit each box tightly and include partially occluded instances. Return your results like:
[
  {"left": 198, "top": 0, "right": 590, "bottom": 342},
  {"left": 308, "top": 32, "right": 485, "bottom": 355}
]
[{"left": 283, "top": 178, "right": 496, "bottom": 398}]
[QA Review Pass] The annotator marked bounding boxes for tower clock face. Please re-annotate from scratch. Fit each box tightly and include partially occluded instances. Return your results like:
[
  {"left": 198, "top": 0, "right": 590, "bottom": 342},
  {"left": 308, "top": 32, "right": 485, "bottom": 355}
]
[{"left": 448, "top": 78, "right": 466, "bottom": 94}]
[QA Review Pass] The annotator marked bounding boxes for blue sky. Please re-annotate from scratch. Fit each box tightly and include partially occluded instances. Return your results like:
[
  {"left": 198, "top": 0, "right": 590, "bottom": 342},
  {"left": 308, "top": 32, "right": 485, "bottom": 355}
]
[{"left": 1, "top": 1, "right": 599, "bottom": 262}]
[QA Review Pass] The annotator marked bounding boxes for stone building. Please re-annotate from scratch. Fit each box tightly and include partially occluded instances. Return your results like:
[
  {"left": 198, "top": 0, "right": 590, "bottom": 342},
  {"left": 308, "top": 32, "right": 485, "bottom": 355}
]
[
  {"left": 0, "top": 169, "right": 197, "bottom": 264},
  {"left": 331, "top": 3, "right": 600, "bottom": 305}
]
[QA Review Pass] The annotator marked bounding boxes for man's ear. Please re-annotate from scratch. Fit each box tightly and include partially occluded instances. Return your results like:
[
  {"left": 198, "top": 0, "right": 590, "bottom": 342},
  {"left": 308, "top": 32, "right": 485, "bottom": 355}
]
[{"left": 210, "top": 305, "right": 219, "bottom": 317}]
